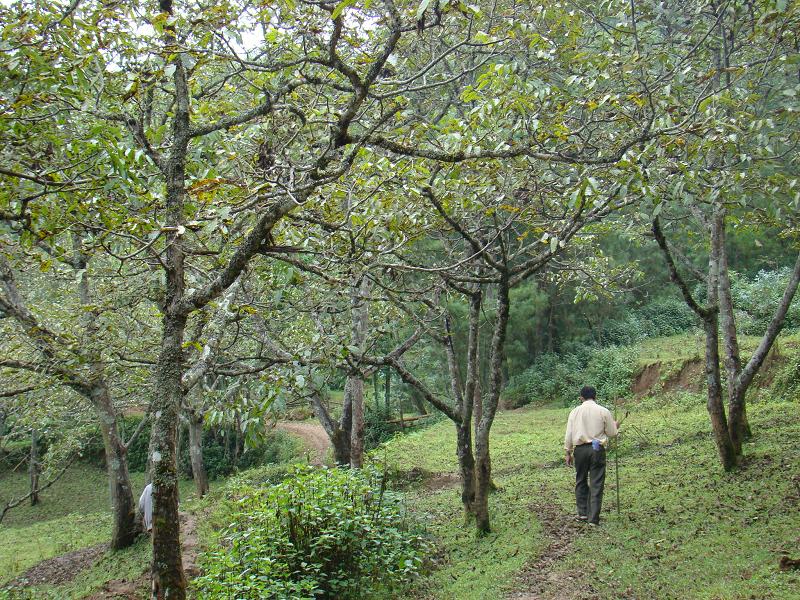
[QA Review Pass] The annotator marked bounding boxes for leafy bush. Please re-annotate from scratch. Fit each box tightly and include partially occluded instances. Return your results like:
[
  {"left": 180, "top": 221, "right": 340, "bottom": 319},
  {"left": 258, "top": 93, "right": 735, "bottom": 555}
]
[
  {"left": 599, "top": 313, "right": 648, "bottom": 346},
  {"left": 637, "top": 298, "right": 696, "bottom": 337},
  {"left": 585, "top": 345, "right": 639, "bottom": 401},
  {"left": 732, "top": 268, "right": 800, "bottom": 335},
  {"left": 597, "top": 299, "right": 696, "bottom": 347},
  {"left": 503, "top": 352, "right": 584, "bottom": 408},
  {"left": 195, "top": 466, "right": 430, "bottom": 600},
  {"left": 502, "top": 343, "right": 638, "bottom": 408},
  {"left": 179, "top": 428, "right": 302, "bottom": 479},
  {"left": 364, "top": 404, "right": 395, "bottom": 450},
  {"left": 225, "top": 463, "right": 295, "bottom": 489}
]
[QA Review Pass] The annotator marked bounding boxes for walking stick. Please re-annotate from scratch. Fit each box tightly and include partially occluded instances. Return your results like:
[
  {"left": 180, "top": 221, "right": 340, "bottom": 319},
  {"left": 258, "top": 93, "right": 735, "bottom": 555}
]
[
  {"left": 614, "top": 405, "right": 630, "bottom": 516},
  {"left": 615, "top": 435, "right": 621, "bottom": 516}
]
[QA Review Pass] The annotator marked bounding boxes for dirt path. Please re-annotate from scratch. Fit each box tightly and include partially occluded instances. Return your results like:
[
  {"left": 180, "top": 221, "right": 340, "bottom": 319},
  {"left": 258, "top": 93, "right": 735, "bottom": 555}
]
[
  {"left": 84, "top": 511, "right": 202, "bottom": 599},
  {"left": 9, "top": 543, "right": 108, "bottom": 588},
  {"left": 275, "top": 420, "right": 330, "bottom": 465},
  {"left": 505, "top": 485, "right": 602, "bottom": 600}
]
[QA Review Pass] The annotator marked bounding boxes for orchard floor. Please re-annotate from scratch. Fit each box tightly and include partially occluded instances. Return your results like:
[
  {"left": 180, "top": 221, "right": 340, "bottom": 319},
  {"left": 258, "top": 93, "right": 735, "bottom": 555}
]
[
  {"left": 2, "top": 394, "right": 799, "bottom": 599},
  {"left": 380, "top": 394, "right": 800, "bottom": 600}
]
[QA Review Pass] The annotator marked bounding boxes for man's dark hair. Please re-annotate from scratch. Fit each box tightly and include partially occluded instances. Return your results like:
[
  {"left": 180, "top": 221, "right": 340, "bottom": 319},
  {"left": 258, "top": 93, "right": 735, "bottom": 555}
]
[{"left": 580, "top": 385, "right": 596, "bottom": 400}]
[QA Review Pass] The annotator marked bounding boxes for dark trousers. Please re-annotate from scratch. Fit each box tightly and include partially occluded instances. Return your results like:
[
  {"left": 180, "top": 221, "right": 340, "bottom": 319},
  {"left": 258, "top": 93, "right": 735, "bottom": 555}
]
[{"left": 574, "top": 444, "right": 607, "bottom": 524}]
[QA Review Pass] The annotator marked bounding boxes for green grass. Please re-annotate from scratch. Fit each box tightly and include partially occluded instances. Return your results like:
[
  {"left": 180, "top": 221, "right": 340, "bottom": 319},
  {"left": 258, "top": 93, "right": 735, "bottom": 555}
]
[
  {"left": 634, "top": 330, "right": 800, "bottom": 366},
  {"left": 4, "top": 334, "right": 800, "bottom": 599},
  {"left": 0, "top": 465, "right": 200, "bottom": 589},
  {"left": 380, "top": 395, "right": 800, "bottom": 599}
]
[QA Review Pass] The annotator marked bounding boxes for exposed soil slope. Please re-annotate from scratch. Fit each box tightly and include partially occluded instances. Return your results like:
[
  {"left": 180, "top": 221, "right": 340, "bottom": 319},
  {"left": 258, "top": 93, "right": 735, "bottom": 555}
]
[{"left": 275, "top": 420, "right": 331, "bottom": 465}]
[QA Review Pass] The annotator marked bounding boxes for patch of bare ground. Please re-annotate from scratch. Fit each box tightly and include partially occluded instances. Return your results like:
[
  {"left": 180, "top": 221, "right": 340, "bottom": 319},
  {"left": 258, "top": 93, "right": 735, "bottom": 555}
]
[
  {"left": 423, "top": 473, "right": 461, "bottom": 491},
  {"left": 752, "top": 349, "right": 786, "bottom": 389},
  {"left": 10, "top": 543, "right": 107, "bottom": 588},
  {"left": 86, "top": 511, "right": 202, "bottom": 599},
  {"left": 632, "top": 362, "right": 661, "bottom": 397},
  {"left": 275, "top": 420, "right": 331, "bottom": 466},
  {"left": 86, "top": 575, "right": 149, "bottom": 599},
  {"left": 665, "top": 358, "right": 704, "bottom": 393}
]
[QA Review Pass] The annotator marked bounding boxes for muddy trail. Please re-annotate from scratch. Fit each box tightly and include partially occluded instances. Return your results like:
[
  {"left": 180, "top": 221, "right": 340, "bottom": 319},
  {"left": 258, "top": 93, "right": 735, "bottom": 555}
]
[
  {"left": 275, "top": 420, "right": 331, "bottom": 465},
  {"left": 86, "top": 511, "right": 201, "bottom": 599}
]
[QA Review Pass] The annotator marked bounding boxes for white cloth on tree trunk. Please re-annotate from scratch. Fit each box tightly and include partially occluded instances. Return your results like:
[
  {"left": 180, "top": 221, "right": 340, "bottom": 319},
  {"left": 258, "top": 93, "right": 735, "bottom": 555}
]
[{"left": 138, "top": 483, "right": 153, "bottom": 532}]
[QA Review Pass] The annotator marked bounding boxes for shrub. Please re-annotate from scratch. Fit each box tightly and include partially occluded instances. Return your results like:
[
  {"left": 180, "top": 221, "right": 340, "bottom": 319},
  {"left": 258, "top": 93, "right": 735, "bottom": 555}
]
[
  {"left": 599, "top": 314, "right": 647, "bottom": 346},
  {"left": 732, "top": 268, "right": 800, "bottom": 335},
  {"left": 179, "top": 428, "right": 303, "bottom": 479},
  {"left": 585, "top": 345, "right": 638, "bottom": 401},
  {"left": 364, "top": 404, "right": 395, "bottom": 450},
  {"left": 194, "top": 466, "right": 430, "bottom": 600},
  {"left": 503, "top": 352, "right": 584, "bottom": 408},
  {"left": 637, "top": 298, "right": 696, "bottom": 337}
]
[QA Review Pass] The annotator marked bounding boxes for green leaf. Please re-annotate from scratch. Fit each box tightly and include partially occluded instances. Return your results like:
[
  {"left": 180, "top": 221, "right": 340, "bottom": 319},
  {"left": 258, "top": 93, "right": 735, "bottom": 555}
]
[
  {"left": 331, "top": 0, "right": 357, "bottom": 20},
  {"left": 416, "top": 0, "right": 434, "bottom": 21}
]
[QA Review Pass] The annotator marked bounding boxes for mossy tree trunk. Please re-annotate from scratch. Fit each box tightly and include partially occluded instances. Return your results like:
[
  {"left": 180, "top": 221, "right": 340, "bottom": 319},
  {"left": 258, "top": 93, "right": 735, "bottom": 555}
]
[{"left": 473, "top": 276, "right": 509, "bottom": 534}]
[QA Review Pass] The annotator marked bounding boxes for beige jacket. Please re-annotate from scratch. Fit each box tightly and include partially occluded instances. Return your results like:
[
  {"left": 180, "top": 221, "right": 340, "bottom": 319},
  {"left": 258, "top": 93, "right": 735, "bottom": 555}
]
[{"left": 564, "top": 400, "right": 618, "bottom": 451}]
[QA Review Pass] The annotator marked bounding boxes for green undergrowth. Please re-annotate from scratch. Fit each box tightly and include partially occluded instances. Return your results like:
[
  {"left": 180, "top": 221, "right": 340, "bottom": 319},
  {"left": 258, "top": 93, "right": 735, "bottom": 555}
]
[
  {"left": 635, "top": 330, "right": 800, "bottom": 366},
  {"left": 381, "top": 394, "right": 800, "bottom": 599},
  {"left": 194, "top": 464, "right": 430, "bottom": 599}
]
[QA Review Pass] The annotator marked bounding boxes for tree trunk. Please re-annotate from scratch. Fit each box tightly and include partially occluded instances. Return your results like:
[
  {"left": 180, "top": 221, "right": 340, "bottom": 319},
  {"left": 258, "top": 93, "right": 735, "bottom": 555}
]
[
  {"left": 348, "top": 377, "right": 365, "bottom": 468},
  {"left": 187, "top": 412, "right": 208, "bottom": 497},
  {"left": 703, "top": 315, "right": 737, "bottom": 471},
  {"left": 384, "top": 367, "right": 391, "bottom": 413},
  {"left": 348, "top": 276, "right": 372, "bottom": 469},
  {"left": 706, "top": 214, "right": 737, "bottom": 471},
  {"left": 729, "top": 250, "right": 800, "bottom": 453},
  {"left": 72, "top": 235, "right": 140, "bottom": 549},
  {"left": 716, "top": 210, "right": 749, "bottom": 455},
  {"left": 91, "top": 384, "right": 140, "bottom": 550},
  {"left": 473, "top": 277, "right": 510, "bottom": 534},
  {"left": 331, "top": 429, "right": 352, "bottom": 466},
  {"left": 151, "top": 315, "right": 187, "bottom": 598},
  {"left": 456, "top": 420, "right": 476, "bottom": 519},
  {"left": 473, "top": 366, "right": 482, "bottom": 434},
  {"left": 29, "top": 429, "right": 40, "bottom": 506},
  {"left": 409, "top": 388, "right": 428, "bottom": 416},
  {"left": 310, "top": 390, "right": 350, "bottom": 465},
  {"left": 653, "top": 216, "right": 736, "bottom": 472},
  {"left": 473, "top": 429, "right": 492, "bottom": 533}
]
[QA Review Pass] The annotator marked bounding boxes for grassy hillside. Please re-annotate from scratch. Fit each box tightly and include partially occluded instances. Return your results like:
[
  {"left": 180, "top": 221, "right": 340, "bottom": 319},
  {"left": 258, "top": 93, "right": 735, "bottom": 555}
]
[
  {"left": 380, "top": 393, "right": 800, "bottom": 599},
  {"left": 0, "top": 466, "right": 202, "bottom": 597}
]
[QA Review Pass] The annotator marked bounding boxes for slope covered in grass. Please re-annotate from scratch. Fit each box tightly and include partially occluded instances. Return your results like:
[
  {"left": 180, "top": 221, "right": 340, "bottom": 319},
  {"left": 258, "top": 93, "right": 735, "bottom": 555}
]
[
  {"left": 0, "top": 465, "right": 199, "bottom": 596},
  {"left": 381, "top": 393, "right": 800, "bottom": 599}
]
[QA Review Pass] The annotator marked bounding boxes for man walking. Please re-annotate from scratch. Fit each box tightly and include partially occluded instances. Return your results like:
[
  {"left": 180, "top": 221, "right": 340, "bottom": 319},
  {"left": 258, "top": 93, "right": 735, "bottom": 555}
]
[{"left": 564, "top": 386, "right": 619, "bottom": 525}]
